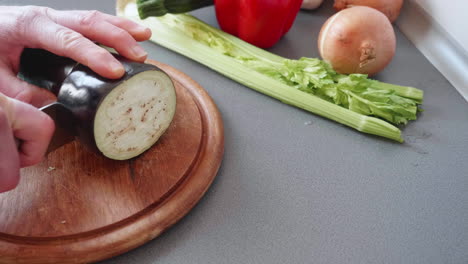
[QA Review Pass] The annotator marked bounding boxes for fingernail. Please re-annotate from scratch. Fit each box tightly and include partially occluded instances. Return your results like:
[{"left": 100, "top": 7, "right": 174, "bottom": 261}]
[
  {"left": 137, "top": 25, "right": 150, "bottom": 32},
  {"left": 143, "top": 28, "right": 152, "bottom": 38},
  {"left": 131, "top": 45, "right": 147, "bottom": 59},
  {"left": 111, "top": 61, "right": 125, "bottom": 75}
]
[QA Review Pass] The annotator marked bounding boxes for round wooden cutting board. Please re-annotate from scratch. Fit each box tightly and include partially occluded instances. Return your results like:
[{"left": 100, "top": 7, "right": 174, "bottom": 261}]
[{"left": 0, "top": 60, "right": 224, "bottom": 263}]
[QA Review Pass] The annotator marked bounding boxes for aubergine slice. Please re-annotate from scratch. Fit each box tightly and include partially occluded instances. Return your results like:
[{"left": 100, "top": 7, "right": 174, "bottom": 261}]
[{"left": 19, "top": 48, "right": 176, "bottom": 160}]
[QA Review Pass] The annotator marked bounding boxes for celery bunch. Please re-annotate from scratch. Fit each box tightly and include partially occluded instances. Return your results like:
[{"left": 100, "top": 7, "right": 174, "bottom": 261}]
[{"left": 118, "top": 3, "right": 423, "bottom": 142}]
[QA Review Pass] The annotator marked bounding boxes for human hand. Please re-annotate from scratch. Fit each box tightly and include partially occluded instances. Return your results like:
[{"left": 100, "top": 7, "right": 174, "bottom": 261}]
[
  {"left": 0, "top": 6, "right": 152, "bottom": 192},
  {"left": 0, "top": 5, "right": 151, "bottom": 105},
  {"left": 0, "top": 93, "right": 54, "bottom": 192}
]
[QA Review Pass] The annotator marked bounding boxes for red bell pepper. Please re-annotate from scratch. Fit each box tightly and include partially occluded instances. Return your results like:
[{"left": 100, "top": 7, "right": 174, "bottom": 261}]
[
  {"left": 137, "top": 0, "right": 303, "bottom": 48},
  {"left": 214, "top": 0, "right": 303, "bottom": 48}
]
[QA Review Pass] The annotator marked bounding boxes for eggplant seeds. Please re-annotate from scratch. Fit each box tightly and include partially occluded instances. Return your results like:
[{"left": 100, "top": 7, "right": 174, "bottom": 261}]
[{"left": 94, "top": 70, "right": 176, "bottom": 160}]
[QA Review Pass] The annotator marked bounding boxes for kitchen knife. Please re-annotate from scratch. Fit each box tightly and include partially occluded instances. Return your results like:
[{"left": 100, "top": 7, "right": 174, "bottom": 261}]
[{"left": 39, "top": 102, "right": 76, "bottom": 154}]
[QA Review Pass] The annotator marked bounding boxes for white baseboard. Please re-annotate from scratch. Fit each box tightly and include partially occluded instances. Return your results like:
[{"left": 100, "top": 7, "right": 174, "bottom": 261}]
[{"left": 396, "top": 0, "right": 468, "bottom": 102}]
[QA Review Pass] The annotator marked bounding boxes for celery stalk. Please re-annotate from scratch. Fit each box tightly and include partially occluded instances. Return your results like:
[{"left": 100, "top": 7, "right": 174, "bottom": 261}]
[
  {"left": 118, "top": 3, "right": 424, "bottom": 142},
  {"left": 137, "top": 0, "right": 214, "bottom": 19}
]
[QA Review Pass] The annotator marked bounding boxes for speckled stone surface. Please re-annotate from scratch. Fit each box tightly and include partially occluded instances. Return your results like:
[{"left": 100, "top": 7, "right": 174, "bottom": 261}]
[{"left": 2, "top": 1, "right": 467, "bottom": 263}]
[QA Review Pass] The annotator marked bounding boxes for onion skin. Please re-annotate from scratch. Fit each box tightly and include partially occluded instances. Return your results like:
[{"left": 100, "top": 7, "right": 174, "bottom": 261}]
[
  {"left": 333, "top": 0, "right": 404, "bottom": 22},
  {"left": 301, "top": 0, "right": 324, "bottom": 10},
  {"left": 318, "top": 6, "right": 396, "bottom": 76}
]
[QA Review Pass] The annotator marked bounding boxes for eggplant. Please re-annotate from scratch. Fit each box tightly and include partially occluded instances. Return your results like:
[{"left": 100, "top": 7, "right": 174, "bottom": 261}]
[{"left": 19, "top": 48, "right": 176, "bottom": 160}]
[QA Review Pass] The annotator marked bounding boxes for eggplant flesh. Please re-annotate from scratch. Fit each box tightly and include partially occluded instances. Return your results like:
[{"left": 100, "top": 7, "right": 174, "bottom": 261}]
[
  {"left": 94, "top": 70, "right": 175, "bottom": 160},
  {"left": 19, "top": 48, "right": 177, "bottom": 160}
]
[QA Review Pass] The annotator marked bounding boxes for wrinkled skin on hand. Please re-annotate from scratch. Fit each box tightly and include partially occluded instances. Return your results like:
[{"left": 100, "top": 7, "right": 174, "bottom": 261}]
[
  {"left": 0, "top": 93, "right": 54, "bottom": 192},
  {"left": 0, "top": 5, "right": 152, "bottom": 192}
]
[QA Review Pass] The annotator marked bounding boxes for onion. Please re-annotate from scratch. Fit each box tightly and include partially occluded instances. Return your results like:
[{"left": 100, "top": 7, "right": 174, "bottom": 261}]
[
  {"left": 318, "top": 6, "right": 396, "bottom": 76},
  {"left": 301, "top": 0, "right": 324, "bottom": 10},
  {"left": 333, "top": 0, "right": 404, "bottom": 22}
]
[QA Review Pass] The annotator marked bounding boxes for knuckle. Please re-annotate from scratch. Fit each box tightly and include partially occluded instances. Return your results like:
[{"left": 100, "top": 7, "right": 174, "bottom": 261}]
[
  {"left": 56, "top": 28, "right": 83, "bottom": 52},
  {"left": 41, "top": 110, "right": 54, "bottom": 126},
  {"left": 41, "top": 114, "right": 55, "bottom": 138},
  {"left": 13, "top": 88, "right": 33, "bottom": 103},
  {"left": 79, "top": 10, "right": 102, "bottom": 27},
  {"left": 15, "top": 6, "right": 43, "bottom": 39},
  {"left": 28, "top": 111, "right": 55, "bottom": 146},
  {"left": 84, "top": 48, "right": 111, "bottom": 68},
  {"left": 41, "top": 7, "right": 54, "bottom": 20},
  {"left": 94, "top": 48, "right": 111, "bottom": 61},
  {"left": 22, "top": 5, "right": 44, "bottom": 17},
  {"left": 113, "top": 28, "right": 131, "bottom": 41}
]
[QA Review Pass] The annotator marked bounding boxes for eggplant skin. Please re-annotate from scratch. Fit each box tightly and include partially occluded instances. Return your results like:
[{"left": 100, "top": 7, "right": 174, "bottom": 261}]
[
  {"left": 18, "top": 48, "right": 77, "bottom": 95},
  {"left": 59, "top": 56, "right": 170, "bottom": 156},
  {"left": 19, "top": 48, "right": 177, "bottom": 159}
]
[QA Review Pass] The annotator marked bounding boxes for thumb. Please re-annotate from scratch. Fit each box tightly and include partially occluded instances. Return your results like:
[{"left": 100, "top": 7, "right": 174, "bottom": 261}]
[
  {"left": 0, "top": 107, "right": 20, "bottom": 193},
  {"left": 0, "top": 93, "right": 55, "bottom": 167}
]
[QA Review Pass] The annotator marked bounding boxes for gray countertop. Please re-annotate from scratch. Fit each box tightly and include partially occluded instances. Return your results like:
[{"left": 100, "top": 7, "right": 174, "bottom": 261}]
[{"left": 2, "top": 0, "right": 468, "bottom": 263}]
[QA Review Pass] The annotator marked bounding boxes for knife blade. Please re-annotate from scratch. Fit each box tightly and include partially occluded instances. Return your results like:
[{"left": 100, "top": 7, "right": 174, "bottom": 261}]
[{"left": 39, "top": 102, "right": 76, "bottom": 154}]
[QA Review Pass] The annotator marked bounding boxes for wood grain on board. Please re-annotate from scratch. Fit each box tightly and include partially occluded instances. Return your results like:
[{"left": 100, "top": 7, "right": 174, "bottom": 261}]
[{"left": 0, "top": 60, "right": 224, "bottom": 263}]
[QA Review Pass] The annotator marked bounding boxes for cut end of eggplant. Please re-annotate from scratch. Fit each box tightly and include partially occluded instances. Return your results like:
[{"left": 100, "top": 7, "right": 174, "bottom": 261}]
[{"left": 94, "top": 70, "right": 176, "bottom": 160}]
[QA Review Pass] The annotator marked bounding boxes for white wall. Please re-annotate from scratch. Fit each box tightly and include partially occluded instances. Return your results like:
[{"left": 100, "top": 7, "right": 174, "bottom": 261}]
[
  {"left": 396, "top": 0, "right": 468, "bottom": 101},
  {"left": 412, "top": 0, "right": 467, "bottom": 54}
]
